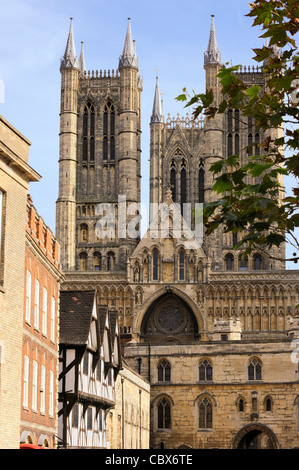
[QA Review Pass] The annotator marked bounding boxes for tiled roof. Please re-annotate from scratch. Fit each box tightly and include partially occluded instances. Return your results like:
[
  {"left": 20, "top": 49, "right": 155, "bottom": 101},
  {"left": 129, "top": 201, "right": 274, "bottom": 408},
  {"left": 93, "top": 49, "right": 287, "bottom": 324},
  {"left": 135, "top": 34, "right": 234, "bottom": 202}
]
[{"left": 59, "top": 290, "right": 95, "bottom": 345}]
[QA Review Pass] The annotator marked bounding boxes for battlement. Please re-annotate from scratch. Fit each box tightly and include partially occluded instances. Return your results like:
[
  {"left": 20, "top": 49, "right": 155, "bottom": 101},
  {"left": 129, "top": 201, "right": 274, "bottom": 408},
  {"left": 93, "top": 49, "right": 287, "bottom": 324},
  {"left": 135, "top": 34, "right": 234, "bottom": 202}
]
[
  {"left": 237, "top": 65, "right": 263, "bottom": 73},
  {"left": 26, "top": 194, "right": 60, "bottom": 268},
  {"left": 82, "top": 69, "right": 120, "bottom": 79},
  {"left": 166, "top": 113, "right": 205, "bottom": 129}
]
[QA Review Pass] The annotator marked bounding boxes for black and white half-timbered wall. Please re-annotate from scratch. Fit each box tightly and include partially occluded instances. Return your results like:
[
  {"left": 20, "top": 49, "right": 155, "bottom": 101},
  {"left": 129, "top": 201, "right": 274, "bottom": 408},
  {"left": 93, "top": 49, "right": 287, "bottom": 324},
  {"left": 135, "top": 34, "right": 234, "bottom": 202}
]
[{"left": 58, "top": 290, "right": 121, "bottom": 448}]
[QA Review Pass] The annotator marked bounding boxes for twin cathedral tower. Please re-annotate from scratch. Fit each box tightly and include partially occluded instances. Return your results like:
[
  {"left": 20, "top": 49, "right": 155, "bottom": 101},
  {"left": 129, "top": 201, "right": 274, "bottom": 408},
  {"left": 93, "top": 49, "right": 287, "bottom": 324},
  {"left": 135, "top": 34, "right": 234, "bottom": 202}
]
[
  {"left": 55, "top": 16, "right": 298, "bottom": 450},
  {"left": 56, "top": 16, "right": 283, "bottom": 275}
]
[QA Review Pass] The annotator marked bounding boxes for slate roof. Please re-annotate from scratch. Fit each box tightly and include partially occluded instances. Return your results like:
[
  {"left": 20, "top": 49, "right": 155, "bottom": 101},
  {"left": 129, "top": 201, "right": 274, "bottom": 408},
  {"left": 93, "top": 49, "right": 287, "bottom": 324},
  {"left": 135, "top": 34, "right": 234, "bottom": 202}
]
[{"left": 59, "top": 290, "right": 96, "bottom": 345}]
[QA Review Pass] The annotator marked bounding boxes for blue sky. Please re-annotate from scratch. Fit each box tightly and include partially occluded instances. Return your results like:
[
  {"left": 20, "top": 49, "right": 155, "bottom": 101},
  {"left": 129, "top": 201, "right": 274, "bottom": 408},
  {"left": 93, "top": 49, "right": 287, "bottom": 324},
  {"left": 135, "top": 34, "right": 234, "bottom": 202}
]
[{"left": 0, "top": 0, "right": 296, "bottom": 267}]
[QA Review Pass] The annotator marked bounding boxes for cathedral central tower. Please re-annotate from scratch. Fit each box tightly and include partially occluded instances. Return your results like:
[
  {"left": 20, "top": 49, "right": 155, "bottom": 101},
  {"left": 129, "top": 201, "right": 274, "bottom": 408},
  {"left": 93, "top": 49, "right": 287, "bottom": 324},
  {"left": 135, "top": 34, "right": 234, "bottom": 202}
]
[{"left": 56, "top": 18, "right": 142, "bottom": 273}]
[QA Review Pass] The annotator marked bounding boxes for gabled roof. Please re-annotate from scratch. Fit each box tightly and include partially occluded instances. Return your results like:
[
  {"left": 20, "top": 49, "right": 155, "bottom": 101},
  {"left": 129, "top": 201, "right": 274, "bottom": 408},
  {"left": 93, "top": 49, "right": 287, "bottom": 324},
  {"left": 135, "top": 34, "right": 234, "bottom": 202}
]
[
  {"left": 130, "top": 188, "right": 205, "bottom": 260},
  {"left": 59, "top": 290, "right": 96, "bottom": 345}
]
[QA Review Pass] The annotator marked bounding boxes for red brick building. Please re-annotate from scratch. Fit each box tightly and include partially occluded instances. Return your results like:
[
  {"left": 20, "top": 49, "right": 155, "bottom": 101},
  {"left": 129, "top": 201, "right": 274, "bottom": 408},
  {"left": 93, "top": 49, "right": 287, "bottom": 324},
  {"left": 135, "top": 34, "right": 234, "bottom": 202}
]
[{"left": 21, "top": 195, "right": 63, "bottom": 448}]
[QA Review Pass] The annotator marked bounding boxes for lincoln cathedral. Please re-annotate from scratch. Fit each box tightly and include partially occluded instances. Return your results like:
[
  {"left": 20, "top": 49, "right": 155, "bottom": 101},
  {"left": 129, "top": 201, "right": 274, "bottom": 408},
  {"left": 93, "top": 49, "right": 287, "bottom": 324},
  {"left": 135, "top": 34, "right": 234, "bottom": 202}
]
[{"left": 55, "top": 16, "right": 299, "bottom": 449}]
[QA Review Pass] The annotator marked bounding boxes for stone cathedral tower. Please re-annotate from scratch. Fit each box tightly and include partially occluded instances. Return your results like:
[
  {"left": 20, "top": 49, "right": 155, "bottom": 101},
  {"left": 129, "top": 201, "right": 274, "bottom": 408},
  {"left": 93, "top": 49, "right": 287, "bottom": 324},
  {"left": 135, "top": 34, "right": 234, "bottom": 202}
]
[
  {"left": 149, "top": 15, "right": 285, "bottom": 272},
  {"left": 56, "top": 18, "right": 142, "bottom": 273},
  {"left": 57, "top": 16, "right": 299, "bottom": 450}
]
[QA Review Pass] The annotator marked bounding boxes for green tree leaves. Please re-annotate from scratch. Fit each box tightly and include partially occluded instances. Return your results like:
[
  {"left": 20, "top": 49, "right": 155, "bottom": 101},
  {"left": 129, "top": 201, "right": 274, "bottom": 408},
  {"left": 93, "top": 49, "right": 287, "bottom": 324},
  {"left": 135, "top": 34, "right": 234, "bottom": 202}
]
[{"left": 177, "top": 0, "right": 299, "bottom": 263}]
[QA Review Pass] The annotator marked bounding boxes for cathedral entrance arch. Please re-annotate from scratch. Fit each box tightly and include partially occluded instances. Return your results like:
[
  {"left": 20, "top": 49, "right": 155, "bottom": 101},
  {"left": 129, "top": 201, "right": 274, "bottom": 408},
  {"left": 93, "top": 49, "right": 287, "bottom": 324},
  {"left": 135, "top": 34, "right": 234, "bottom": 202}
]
[
  {"left": 232, "top": 423, "right": 279, "bottom": 449},
  {"left": 140, "top": 291, "right": 200, "bottom": 343}
]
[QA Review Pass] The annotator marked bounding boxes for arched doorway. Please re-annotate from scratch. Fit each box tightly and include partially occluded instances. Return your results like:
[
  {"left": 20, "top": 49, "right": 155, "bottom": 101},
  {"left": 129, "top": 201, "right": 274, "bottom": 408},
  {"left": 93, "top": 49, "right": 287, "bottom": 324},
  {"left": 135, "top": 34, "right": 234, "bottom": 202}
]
[{"left": 232, "top": 423, "right": 279, "bottom": 449}]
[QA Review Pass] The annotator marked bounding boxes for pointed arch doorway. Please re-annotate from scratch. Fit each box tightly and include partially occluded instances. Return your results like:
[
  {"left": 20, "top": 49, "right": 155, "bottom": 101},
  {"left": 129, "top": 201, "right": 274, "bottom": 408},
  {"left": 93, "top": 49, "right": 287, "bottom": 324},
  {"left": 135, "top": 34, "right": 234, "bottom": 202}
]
[{"left": 232, "top": 423, "right": 279, "bottom": 449}]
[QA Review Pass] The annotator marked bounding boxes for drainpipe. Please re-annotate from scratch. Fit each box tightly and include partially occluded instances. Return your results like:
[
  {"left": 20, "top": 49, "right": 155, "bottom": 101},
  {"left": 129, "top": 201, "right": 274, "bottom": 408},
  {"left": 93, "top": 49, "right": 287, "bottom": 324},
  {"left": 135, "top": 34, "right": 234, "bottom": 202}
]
[{"left": 121, "top": 378, "right": 124, "bottom": 449}]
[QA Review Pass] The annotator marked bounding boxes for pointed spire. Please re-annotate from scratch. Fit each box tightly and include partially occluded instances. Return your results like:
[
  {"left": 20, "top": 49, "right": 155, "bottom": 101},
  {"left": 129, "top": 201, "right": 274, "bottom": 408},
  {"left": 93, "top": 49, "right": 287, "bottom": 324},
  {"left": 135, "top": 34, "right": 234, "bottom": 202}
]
[
  {"left": 204, "top": 15, "right": 221, "bottom": 66},
  {"left": 151, "top": 75, "right": 164, "bottom": 123},
  {"left": 61, "top": 18, "right": 79, "bottom": 69},
  {"left": 119, "top": 18, "right": 138, "bottom": 69},
  {"left": 79, "top": 42, "right": 86, "bottom": 74}
]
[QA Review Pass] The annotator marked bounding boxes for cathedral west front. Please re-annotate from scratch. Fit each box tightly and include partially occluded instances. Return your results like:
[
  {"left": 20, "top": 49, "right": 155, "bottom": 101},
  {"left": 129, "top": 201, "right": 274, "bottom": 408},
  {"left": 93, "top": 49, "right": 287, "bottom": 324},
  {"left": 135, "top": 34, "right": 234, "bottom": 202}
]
[{"left": 56, "top": 16, "right": 299, "bottom": 449}]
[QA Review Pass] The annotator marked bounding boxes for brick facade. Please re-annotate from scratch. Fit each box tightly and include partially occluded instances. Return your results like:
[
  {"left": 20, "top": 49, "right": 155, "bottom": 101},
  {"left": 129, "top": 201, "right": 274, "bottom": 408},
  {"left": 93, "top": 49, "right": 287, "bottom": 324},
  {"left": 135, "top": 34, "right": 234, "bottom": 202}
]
[
  {"left": 0, "top": 115, "right": 40, "bottom": 449},
  {"left": 21, "top": 197, "right": 63, "bottom": 448}
]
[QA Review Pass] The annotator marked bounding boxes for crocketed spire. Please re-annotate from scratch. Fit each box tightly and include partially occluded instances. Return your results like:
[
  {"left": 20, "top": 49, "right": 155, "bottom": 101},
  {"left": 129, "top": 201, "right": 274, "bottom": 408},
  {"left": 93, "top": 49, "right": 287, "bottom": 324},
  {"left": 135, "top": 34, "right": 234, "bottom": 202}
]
[
  {"left": 79, "top": 42, "right": 86, "bottom": 74},
  {"left": 61, "top": 18, "right": 79, "bottom": 69},
  {"left": 119, "top": 18, "right": 138, "bottom": 69},
  {"left": 204, "top": 15, "right": 221, "bottom": 66},
  {"left": 151, "top": 76, "right": 164, "bottom": 123}
]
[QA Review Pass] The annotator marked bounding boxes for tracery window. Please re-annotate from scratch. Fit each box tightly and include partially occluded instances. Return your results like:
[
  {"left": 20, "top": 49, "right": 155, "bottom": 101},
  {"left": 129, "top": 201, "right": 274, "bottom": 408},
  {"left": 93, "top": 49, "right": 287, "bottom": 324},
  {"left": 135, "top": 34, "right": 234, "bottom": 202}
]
[
  {"left": 103, "top": 101, "right": 115, "bottom": 161},
  {"left": 248, "top": 358, "right": 262, "bottom": 381},
  {"left": 157, "top": 398, "right": 171, "bottom": 429},
  {"left": 179, "top": 249, "right": 185, "bottom": 281},
  {"left": 198, "top": 159, "right": 205, "bottom": 203},
  {"left": 199, "top": 397, "right": 212, "bottom": 429},
  {"left": 82, "top": 102, "right": 95, "bottom": 161},
  {"left": 170, "top": 160, "right": 176, "bottom": 202},
  {"left": 180, "top": 159, "right": 187, "bottom": 214},
  {"left": 199, "top": 360, "right": 213, "bottom": 381},
  {"left": 157, "top": 360, "right": 171, "bottom": 382},
  {"left": 153, "top": 249, "right": 159, "bottom": 281}
]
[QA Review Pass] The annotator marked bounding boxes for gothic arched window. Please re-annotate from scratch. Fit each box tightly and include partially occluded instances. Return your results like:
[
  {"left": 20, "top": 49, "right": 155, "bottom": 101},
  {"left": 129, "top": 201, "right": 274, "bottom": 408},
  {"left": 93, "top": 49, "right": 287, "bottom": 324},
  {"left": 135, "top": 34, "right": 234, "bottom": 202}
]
[
  {"left": 265, "top": 396, "right": 273, "bottom": 412},
  {"left": 153, "top": 249, "right": 159, "bottom": 281},
  {"left": 157, "top": 398, "right": 171, "bottom": 429},
  {"left": 107, "top": 251, "right": 115, "bottom": 271},
  {"left": 253, "top": 253, "right": 263, "bottom": 270},
  {"left": 225, "top": 253, "right": 234, "bottom": 271},
  {"left": 235, "top": 133, "right": 239, "bottom": 155},
  {"left": 248, "top": 133, "right": 253, "bottom": 156},
  {"left": 235, "top": 109, "right": 239, "bottom": 131},
  {"left": 228, "top": 133, "right": 233, "bottom": 156},
  {"left": 239, "top": 254, "right": 248, "bottom": 271},
  {"left": 180, "top": 159, "right": 187, "bottom": 214},
  {"left": 158, "top": 360, "right": 171, "bottom": 382},
  {"left": 255, "top": 132, "right": 260, "bottom": 155},
  {"left": 179, "top": 249, "right": 185, "bottom": 281},
  {"left": 248, "top": 357, "right": 262, "bottom": 381},
  {"left": 79, "top": 252, "right": 87, "bottom": 271},
  {"left": 82, "top": 102, "right": 95, "bottom": 161},
  {"left": 238, "top": 397, "right": 245, "bottom": 412},
  {"left": 198, "top": 159, "right": 205, "bottom": 203},
  {"left": 228, "top": 109, "right": 233, "bottom": 132},
  {"left": 199, "top": 360, "right": 213, "bottom": 381},
  {"left": 199, "top": 397, "right": 212, "bottom": 429},
  {"left": 93, "top": 252, "right": 102, "bottom": 271},
  {"left": 232, "top": 232, "right": 238, "bottom": 246},
  {"left": 80, "top": 223, "right": 88, "bottom": 242},
  {"left": 170, "top": 160, "right": 176, "bottom": 202},
  {"left": 103, "top": 101, "right": 116, "bottom": 162}
]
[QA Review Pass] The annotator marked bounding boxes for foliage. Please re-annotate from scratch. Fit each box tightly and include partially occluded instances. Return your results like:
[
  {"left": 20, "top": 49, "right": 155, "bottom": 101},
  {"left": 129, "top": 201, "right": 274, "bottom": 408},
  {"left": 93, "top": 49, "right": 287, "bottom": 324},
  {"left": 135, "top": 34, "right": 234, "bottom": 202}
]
[{"left": 177, "top": 0, "right": 299, "bottom": 263}]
